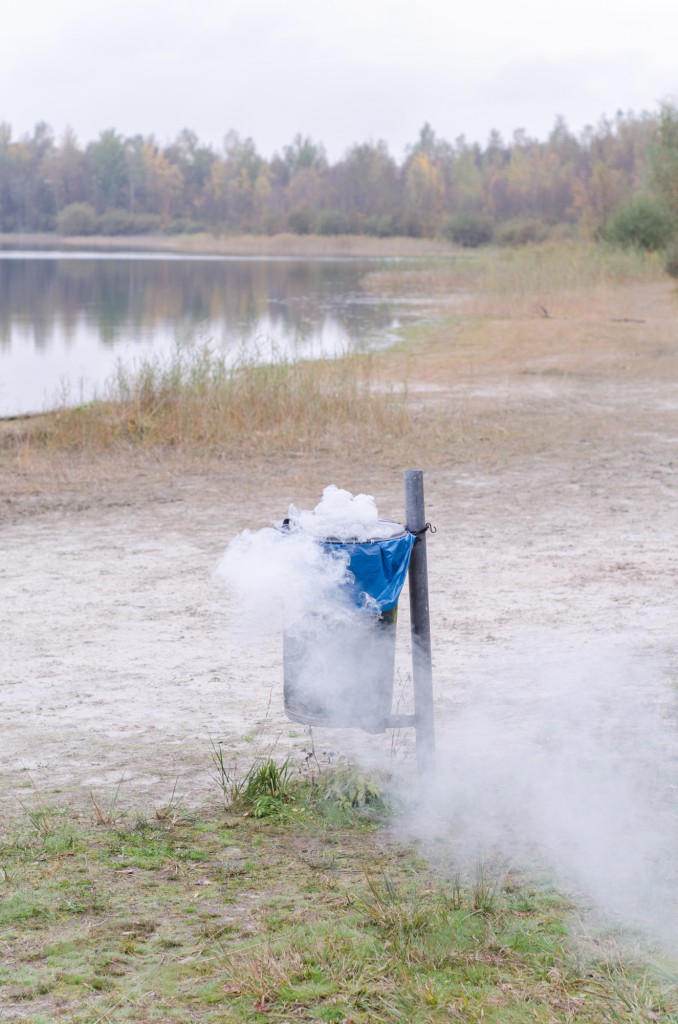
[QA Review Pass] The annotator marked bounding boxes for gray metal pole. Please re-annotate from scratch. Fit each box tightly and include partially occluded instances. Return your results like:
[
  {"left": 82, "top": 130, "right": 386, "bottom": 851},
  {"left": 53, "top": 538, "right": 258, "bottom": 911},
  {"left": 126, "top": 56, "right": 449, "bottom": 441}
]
[{"left": 404, "top": 469, "right": 436, "bottom": 776}]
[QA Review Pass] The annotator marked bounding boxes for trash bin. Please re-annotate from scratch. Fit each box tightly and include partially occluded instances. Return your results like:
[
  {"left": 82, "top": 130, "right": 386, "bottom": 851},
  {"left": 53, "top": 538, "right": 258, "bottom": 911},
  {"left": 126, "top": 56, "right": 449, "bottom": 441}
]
[{"left": 282, "top": 522, "right": 415, "bottom": 732}]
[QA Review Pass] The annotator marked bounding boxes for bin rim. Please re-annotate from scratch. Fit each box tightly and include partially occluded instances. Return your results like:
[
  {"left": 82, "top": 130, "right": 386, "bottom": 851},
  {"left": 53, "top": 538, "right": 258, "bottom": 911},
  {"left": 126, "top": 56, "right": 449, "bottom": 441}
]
[
  {"left": 276, "top": 518, "right": 410, "bottom": 544},
  {"left": 318, "top": 519, "right": 409, "bottom": 545}
]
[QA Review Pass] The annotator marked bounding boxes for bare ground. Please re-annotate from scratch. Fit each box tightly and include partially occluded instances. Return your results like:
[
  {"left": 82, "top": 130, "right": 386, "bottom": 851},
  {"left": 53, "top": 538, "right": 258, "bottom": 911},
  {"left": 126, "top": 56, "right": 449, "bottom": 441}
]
[{"left": 1, "top": 276, "right": 677, "bottom": 820}]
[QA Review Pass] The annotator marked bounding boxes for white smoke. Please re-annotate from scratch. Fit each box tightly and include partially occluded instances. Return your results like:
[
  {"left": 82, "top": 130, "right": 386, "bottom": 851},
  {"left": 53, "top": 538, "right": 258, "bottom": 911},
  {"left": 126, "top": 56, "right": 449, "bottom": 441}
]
[
  {"left": 402, "top": 633, "right": 678, "bottom": 951},
  {"left": 214, "top": 524, "right": 354, "bottom": 631},
  {"left": 214, "top": 486, "right": 404, "bottom": 731},
  {"left": 286, "top": 484, "right": 402, "bottom": 541}
]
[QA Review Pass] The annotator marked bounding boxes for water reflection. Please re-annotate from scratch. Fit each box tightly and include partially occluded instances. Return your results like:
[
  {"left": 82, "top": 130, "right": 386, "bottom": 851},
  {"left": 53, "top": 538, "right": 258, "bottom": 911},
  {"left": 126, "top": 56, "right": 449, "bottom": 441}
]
[{"left": 0, "top": 254, "right": 403, "bottom": 416}]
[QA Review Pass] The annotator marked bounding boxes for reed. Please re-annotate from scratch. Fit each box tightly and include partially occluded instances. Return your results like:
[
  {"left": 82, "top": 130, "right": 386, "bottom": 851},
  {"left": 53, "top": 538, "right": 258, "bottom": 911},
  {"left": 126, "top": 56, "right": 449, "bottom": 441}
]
[
  {"left": 364, "top": 240, "right": 665, "bottom": 315},
  {"left": 34, "top": 342, "right": 410, "bottom": 455},
  {"left": 466, "top": 242, "right": 665, "bottom": 319}
]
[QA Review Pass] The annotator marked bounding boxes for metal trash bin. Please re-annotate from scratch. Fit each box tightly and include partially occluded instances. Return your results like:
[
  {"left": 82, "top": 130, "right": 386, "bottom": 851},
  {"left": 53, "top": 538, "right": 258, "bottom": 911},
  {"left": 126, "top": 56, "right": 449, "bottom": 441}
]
[{"left": 282, "top": 523, "right": 415, "bottom": 732}]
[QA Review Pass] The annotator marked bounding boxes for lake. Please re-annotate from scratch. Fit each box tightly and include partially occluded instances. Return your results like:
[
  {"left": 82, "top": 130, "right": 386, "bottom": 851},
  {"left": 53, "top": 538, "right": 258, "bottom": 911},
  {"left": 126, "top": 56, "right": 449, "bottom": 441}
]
[{"left": 0, "top": 252, "right": 407, "bottom": 417}]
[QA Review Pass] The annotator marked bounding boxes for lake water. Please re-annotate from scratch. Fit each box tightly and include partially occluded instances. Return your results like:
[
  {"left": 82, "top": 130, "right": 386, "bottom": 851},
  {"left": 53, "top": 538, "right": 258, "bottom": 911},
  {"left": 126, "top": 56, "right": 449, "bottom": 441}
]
[{"left": 0, "top": 252, "right": 406, "bottom": 417}]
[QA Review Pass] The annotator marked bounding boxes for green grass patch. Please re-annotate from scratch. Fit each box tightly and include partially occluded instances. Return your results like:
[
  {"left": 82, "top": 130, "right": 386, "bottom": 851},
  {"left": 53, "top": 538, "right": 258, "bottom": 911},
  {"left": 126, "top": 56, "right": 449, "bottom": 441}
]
[{"left": 1, "top": 772, "right": 676, "bottom": 1022}]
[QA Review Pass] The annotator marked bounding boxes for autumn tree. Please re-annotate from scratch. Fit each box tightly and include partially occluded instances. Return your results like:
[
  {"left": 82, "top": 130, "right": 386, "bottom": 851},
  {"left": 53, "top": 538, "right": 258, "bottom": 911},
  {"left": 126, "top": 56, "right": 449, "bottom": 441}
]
[
  {"left": 0, "top": 123, "right": 22, "bottom": 230},
  {"left": 282, "top": 133, "right": 327, "bottom": 174},
  {"left": 331, "top": 141, "right": 400, "bottom": 232},
  {"left": 50, "top": 126, "right": 87, "bottom": 211},
  {"left": 402, "top": 124, "right": 450, "bottom": 235},
  {"left": 277, "top": 134, "right": 329, "bottom": 232},
  {"left": 165, "top": 129, "right": 215, "bottom": 221},
  {"left": 207, "top": 132, "right": 265, "bottom": 231},
  {"left": 86, "top": 129, "right": 129, "bottom": 212},
  {"left": 129, "top": 137, "right": 183, "bottom": 219},
  {"left": 651, "top": 101, "right": 678, "bottom": 214}
]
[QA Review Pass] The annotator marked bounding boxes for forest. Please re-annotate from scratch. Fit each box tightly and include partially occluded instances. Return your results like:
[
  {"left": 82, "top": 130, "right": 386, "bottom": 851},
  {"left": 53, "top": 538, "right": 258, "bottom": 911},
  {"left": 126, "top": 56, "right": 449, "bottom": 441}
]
[{"left": 2, "top": 103, "right": 678, "bottom": 246}]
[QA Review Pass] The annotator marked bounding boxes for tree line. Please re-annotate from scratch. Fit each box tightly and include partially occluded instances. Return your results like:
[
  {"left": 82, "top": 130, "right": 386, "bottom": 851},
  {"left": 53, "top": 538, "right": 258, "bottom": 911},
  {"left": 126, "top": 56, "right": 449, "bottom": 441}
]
[{"left": 1, "top": 105, "right": 678, "bottom": 244}]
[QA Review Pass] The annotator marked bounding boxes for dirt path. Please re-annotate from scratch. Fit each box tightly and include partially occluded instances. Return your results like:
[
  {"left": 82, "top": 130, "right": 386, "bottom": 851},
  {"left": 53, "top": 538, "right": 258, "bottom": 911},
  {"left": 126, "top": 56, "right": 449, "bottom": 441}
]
[{"left": 2, "top": 286, "right": 677, "bottom": 821}]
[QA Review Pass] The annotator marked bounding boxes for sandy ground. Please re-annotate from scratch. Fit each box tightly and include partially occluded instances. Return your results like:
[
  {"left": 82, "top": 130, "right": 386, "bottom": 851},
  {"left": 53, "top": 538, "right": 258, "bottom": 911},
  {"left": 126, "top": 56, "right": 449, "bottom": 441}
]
[{"left": 1, "top": 281, "right": 677, "bottom": 822}]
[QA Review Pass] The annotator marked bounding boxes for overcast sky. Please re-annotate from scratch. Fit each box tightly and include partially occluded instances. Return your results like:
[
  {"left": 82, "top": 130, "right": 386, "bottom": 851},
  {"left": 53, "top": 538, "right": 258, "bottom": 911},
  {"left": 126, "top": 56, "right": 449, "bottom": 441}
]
[{"left": 4, "top": 0, "right": 677, "bottom": 159}]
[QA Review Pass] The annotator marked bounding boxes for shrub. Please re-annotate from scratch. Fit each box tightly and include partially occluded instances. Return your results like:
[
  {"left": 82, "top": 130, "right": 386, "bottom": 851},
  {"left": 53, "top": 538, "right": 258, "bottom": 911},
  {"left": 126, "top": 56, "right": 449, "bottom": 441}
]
[
  {"left": 129, "top": 213, "right": 162, "bottom": 234},
  {"left": 162, "top": 218, "right": 207, "bottom": 235},
  {"left": 602, "top": 194, "right": 675, "bottom": 252},
  {"left": 364, "top": 214, "right": 397, "bottom": 237},
  {"left": 397, "top": 215, "right": 425, "bottom": 238},
  {"left": 98, "top": 208, "right": 135, "bottom": 235},
  {"left": 287, "top": 208, "right": 314, "bottom": 234},
  {"left": 665, "top": 242, "right": 678, "bottom": 277},
  {"left": 316, "top": 209, "right": 351, "bottom": 235},
  {"left": 98, "top": 209, "right": 163, "bottom": 235},
  {"left": 442, "top": 213, "right": 494, "bottom": 248},
  {"left": 56, "top": 202, "right": 98, "bottom": 236},
  {"left": 495, "top": 217, "right": 549, "bottom": 247}
]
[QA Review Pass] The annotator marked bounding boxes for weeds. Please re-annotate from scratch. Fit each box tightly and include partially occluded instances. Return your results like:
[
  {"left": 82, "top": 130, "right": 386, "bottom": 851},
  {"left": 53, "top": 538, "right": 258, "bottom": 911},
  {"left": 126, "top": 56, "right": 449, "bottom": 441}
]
[
  {"left": 240, "top": 756, "right": 296, "bottom": 818},
  {"left": 472, "top": 861, "right": 501, "bottom": 916},
  {"left": 209, "top": 736, "right": 241, "bottom": 806},
  {"left": 210, "top": 741, "right": 297, "bottom": 818},
  {"left": 318, "top": 764, "right": 388, "bottom": 811},
  {"left": 90, "top": 775, "right": 126, "bottom": 826},
  {"left": 16, "top": 763, "right": 55, "bottom": 835},
  {"left": 154, "top": 779, "right": 184, "bottom": 823},
  {"left": 354, "top": 871, "right": 431, "bottom": 948},
  {"left": 586, "top": 970, "right": 670, "bottom": 1023}
]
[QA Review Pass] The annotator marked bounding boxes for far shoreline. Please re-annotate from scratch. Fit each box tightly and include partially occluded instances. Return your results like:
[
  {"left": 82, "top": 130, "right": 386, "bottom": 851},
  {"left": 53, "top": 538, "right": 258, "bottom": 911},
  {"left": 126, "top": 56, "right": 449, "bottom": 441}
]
[{"left": 0, "top": 231, "right": 455, "bottom": 259}]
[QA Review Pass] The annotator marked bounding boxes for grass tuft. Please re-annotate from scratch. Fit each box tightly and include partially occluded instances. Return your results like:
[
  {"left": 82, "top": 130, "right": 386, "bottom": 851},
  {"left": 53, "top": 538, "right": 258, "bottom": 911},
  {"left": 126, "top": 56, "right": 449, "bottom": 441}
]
[{"left": 210, "top": 741, "right": 297, "bottom": 818}]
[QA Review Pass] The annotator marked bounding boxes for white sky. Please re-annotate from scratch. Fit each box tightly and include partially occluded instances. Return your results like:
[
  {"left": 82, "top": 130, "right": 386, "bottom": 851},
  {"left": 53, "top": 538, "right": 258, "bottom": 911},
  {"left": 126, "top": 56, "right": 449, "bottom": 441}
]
[{"left": 4, "top": 0, "right": 678, "bottom": 159}]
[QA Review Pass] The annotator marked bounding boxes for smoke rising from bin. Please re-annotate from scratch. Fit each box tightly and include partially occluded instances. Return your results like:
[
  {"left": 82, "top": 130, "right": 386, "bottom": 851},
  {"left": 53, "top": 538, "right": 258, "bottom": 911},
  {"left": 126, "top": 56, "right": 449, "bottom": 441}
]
[
  {"left": 215, "top": 486, "right": 412, "bottom": 731},
  {"left": 215, "top": 485, "right": 398, "bottom": 625}
]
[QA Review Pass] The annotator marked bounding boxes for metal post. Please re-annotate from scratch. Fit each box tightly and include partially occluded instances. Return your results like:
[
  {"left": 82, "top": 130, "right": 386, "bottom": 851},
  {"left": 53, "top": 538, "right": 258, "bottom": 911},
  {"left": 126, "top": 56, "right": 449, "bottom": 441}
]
[{"left": 404, "top": 469, "right": 436, "bottom": 776}]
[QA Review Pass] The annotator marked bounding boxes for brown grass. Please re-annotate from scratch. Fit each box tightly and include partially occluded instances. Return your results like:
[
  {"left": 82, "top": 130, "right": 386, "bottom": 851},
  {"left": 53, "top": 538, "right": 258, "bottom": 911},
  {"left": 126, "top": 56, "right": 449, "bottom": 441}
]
[
  {"left": 364, "top": 241, "right": 664, "bottom": 306},
  {"left": 9, "top": 347, "right": 411, "bottom": 458}
]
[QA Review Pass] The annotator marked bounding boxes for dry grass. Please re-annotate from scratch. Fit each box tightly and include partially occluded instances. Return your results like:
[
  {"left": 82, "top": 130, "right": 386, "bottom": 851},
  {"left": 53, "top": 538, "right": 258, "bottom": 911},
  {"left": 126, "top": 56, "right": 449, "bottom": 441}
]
[
  {"left": 11, "top": 346, "right": 412, "bottom": 457},
  {"left": 358, "top": 241, "right": 678, "bottom": 476},
  {"left": 0, "top": 230, "right": 453, "bottom": 258},
  {"left": 364, "top": 241, "right": 664, "bottom": 311},
  {"left": 464, "top": 242, "right": 664, "bottom": 316}
]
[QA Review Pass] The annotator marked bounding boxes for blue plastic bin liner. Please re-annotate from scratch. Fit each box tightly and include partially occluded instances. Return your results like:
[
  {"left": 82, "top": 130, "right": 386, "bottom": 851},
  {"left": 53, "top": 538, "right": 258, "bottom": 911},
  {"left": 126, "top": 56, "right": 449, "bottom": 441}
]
[{"left": 322, "top": 528, "right": 415, "bottom": 613}]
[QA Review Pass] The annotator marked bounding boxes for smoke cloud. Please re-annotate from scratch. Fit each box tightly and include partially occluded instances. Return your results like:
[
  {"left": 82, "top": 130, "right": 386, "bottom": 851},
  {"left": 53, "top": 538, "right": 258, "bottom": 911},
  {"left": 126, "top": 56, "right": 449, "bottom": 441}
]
[{"left": 404, "top": 634, "right": 678, "bottom": 952}]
